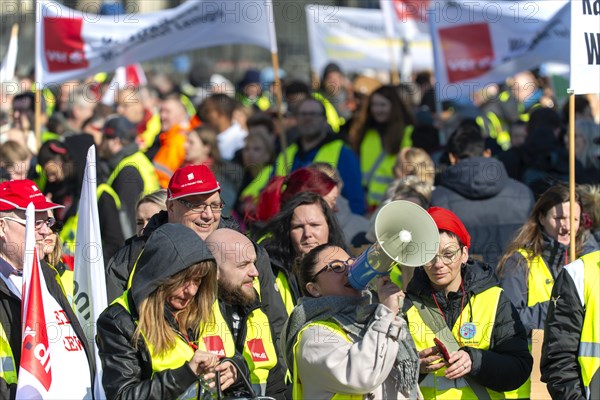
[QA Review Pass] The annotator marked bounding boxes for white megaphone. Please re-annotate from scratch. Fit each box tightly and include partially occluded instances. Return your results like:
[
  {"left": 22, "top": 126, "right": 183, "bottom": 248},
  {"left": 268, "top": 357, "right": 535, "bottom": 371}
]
[{"left": 347, "top": 200, "right": 440, "bottom": 290}]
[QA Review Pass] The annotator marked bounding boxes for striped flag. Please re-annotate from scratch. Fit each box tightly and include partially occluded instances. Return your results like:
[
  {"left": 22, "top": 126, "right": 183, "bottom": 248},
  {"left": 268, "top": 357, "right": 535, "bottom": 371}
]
[
  {"left": 73, "top": 145, "right": 108, "bottom": 399},
  {"left": 16, "top": 204, "right": 52, "bottom": 398},
  {"left": 101, "top": 63, "right": 147, "bottom": 106}
]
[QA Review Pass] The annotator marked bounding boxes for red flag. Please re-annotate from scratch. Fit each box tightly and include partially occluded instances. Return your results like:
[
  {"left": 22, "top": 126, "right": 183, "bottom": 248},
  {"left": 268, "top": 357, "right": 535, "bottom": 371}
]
[{"left": 20, "top": 248, "right": 52, "bottom": 391}]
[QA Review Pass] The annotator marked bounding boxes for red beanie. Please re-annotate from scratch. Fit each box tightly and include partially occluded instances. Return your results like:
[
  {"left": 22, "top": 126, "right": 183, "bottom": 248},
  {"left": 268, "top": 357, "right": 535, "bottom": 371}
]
[{"left": 427, "top": 207, "right": 471, "bottom": 249}]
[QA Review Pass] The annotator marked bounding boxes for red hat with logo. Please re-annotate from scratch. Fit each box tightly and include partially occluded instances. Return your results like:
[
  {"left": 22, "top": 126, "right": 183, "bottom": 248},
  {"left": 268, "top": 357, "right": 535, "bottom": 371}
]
[
  {"left": 427, "top": 206, "right": 471, "bottom": 249},
  {"left": 0, "top": 180, "right": 64, "bottom": 211},
  {"left": 167, "top": 165, "right": 220, "bottom": 201}
]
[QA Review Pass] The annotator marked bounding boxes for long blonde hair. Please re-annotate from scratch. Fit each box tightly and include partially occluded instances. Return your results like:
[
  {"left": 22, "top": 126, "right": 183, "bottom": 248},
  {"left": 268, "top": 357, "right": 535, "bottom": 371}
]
[{"left": 133, "top": 261, "right": 217, "bottom": 356}]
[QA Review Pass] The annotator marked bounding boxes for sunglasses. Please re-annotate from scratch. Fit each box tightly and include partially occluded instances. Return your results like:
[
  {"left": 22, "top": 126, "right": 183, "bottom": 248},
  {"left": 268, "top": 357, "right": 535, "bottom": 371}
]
[{"left": 311, "top": 257, "right": 355, "bottom": 282}]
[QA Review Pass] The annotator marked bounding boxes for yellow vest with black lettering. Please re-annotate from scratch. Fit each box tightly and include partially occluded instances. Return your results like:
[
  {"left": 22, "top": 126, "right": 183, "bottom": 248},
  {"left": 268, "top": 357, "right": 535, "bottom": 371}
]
[
  {"left": 293, "top": 320, "right": 361, "bottom": 400},
  {"left": 239, "top": 140, "right": 345, "bottom": 202},
  {"left": 0, "top": 323, "right": 17, "bottom": 386},
  {"left": 106, "top": 151, "right": 160, "bottom": 196},
  {"left": 406, "top": 286, "right": 525, "bottom": 399},
  {"left": 360, "top": 127, "right": 413, "bottom": 207},
  {"left": 578, "top": 251, "right": 600, "bottom": 391},
  {"left": 112, "top": 291, "right": 200, "bottom": 399}
]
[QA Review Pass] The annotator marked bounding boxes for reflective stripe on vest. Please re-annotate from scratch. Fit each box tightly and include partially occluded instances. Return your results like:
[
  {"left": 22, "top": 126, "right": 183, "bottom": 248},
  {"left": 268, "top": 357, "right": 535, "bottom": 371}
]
[
  {"left": 106, "top": 151, "right": 160, "bottom": 196},
  {"left": 360, "top": 127, "right": 413, "bottom": 207},
  {"left": 112, "top": 291, "right": 200, "bottom": 400},
  {"left": 578, "top": 251, "right": 600, "bottom": 388},
  {"left": 406, "top": 286, "right": 520, "bottom": 399},
  {"left": 0, "top": 324, "right": 17, "bottom": 385},
  {"left": 293, "top": 320, "right": 362, "bottom": 400},
  {"left": 518, "top": 249, "right": 554, "bottom": 307}
]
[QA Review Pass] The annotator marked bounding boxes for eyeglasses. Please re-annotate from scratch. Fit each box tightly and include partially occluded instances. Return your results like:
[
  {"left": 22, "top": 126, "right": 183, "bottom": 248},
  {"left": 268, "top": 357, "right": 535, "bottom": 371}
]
[
  {"left": 311, "top": 257, "right": 355, "bottom": 282},
  {"left": 425, "top": 247, "right": 462, "bottom": 266},
  {"left": 0, "top": 216, "right": 56, "bottom": 230},
  {"left": 176, "top": 199, "right": 225, "bottom": 214}
]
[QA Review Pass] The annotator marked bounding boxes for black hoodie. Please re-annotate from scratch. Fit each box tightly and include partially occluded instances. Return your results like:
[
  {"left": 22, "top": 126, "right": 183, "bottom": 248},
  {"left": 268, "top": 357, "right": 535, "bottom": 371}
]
[{"left": 403, "top": 259, "right": 532, "bottom": 393}]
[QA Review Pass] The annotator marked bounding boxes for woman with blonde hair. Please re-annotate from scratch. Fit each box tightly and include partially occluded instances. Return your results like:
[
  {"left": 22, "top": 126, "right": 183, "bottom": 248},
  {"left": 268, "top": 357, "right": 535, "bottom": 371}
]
[
  {"left": 394, "top": 147, "right": 436, "bottom": 187},
  {"left": 135, "top": 189, "right": 167, "bottom": 237},
  {"left": 97, "top": 224, "right": 242, "bottom": 399}
]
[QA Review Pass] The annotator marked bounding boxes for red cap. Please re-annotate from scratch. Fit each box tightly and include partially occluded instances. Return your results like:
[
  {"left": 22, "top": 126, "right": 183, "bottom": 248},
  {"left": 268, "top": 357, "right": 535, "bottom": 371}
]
[
  {"left": 0, "top": 180, "right": 64, "bottom": 212},
  {"left": 427, "top": 206, "right": 471, "bottom": 249},
  {"left": 167, "top": 165, "right": 220, "bottom": 201}
]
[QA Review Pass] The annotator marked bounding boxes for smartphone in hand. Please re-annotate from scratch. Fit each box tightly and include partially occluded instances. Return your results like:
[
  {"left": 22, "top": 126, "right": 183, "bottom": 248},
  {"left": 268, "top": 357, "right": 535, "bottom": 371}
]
[{"left": 434, "top": 338, "right": 450, "bottom": 362}]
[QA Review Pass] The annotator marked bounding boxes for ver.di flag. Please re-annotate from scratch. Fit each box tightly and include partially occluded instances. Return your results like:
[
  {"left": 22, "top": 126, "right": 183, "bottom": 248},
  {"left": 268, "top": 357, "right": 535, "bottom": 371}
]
[
  {"left": 73, "top": 145, "right": 107, "bottom": 400},
  {"left": 429, "top": 0, "right": 570, "bottom": 100},
  {"left": 35, "top": 0, "right": 275, "bottom": 85},
  {"left": 15, "top": 204, "right": 52, "bottom": 398}
]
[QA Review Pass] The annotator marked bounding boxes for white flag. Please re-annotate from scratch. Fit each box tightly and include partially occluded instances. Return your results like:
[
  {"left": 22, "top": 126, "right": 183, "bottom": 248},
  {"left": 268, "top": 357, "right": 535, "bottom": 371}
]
[
  {"left": 429, "top": 0, "right": 570, "bottom": 100},
  {"left": 16, "top": 204, "right": 53, "bottom": 398},
  {"left": 570, "top": 0, "right": 600, "bottom": 94},
  {"left": 0, "top": 24, "right": 19, "bottom": 84},
  {"left": 73, "top": 145, "right": 107, "bottom": 400},
  {"left": 305, "top": 4, "right": 433, "bottom": 77},
  {"left": 35, "top": 0, "right": 273, "bottom": 85}
]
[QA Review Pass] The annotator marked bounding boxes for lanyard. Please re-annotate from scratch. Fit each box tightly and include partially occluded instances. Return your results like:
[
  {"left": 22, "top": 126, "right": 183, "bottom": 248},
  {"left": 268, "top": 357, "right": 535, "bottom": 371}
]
[{"left": 432, "top": 280, "right": 466, "bottom": 347}]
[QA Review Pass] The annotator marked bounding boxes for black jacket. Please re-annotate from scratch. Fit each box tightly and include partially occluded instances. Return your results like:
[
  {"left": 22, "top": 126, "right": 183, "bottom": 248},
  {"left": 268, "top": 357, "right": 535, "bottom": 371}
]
[
  {"left": 97, "top": 223, "right": 251, "bottom": 400},
  {"left": 499, "top": 234, "right": 600, "bottom": 335},
  {"left": 0, "top": 260, "right": 96, "bottom": 400},
  {"left": 431, "top": 156, "right": 534, "bottom": 266},
  {"left": 104, "top": 212, "right": 288, "bottom": 351},
  {"left": 541, "top": 256, "right": 600, "bottom": 400},
  {"left": 403, "top": 259, "right": 532, "bottom": 392}
]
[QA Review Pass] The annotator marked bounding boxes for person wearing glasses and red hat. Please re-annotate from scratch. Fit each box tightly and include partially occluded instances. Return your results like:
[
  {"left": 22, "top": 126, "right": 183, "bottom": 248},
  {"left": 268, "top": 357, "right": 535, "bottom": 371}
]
[
  {"left": 402, "top": 207, "right": 532, "bottom": 400},
  {"left": 0, "top": 179, "right": 95, "bottom": 399}
]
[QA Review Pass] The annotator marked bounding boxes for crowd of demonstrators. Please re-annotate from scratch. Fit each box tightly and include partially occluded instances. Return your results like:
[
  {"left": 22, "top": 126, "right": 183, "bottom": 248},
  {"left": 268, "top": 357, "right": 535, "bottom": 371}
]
[{"left": 1, "top": 58, "right": 600, "bottom": 400}]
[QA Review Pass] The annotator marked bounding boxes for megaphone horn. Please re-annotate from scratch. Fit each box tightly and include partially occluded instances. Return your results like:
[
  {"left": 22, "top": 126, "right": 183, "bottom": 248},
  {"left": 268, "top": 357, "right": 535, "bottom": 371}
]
[{"left": 347, "top": 200, "right": 440, "bottom": 290}]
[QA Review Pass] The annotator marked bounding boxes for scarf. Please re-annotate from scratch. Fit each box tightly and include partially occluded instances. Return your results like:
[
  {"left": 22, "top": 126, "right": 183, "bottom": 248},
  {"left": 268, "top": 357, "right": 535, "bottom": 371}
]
[{"left": 281, "top": 293, "right": 420, "bottom": 395}]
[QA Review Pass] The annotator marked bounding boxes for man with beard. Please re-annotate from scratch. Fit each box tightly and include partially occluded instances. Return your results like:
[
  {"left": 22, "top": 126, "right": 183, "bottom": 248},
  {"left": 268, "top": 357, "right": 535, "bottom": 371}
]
[{"left": 205, "top": 229, "right": 289, "bottom": 400}]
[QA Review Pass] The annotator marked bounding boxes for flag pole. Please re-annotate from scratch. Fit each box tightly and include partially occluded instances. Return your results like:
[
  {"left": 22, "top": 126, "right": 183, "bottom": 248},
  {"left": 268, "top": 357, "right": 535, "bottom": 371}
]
[
  {"left": 567, "top": 88, "right": 576, "bottom": 262},
  {"left": 387, "top": 38, "right": 400, "bottom": 85},
  {"left": 266, "top": 0, "right": 288, "bottom": 174},
  {"left": 34, "top": 1, "right": 42, "bottom": 150}
]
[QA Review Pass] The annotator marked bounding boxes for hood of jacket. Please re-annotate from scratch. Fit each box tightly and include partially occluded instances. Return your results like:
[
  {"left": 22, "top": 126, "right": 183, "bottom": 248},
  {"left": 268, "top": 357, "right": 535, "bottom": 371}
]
[
  {"left": 407, "top": 258, "right": 499, "bottom": 299},
  {"left": 130, "top": 223, "right": 215, "bottom": 308},
  {"left": 440, "top": 156, "right": 509, "bottom": 200}
]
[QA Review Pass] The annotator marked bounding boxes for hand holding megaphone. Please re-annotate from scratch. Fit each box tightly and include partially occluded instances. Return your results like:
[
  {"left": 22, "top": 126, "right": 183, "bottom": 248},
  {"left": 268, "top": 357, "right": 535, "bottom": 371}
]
[{"left": 347, "top": 201, "right": 439, "bottom": 290}]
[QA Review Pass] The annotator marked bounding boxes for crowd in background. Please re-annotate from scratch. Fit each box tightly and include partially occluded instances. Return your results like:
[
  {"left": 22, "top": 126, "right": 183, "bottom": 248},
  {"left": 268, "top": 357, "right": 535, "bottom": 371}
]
[{"left": 1, "top": 60, "right": 600, "bottom": 399}]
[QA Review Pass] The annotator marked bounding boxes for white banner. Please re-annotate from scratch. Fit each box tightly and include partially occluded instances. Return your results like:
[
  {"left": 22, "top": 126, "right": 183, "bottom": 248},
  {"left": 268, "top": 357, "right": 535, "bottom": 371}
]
[
  {"left": 570, "top": 0, "right": 600, "bottom": 94},
  {"left": 429, "top": 0, "right": 570, "bottom": 100},
  {"left": 305, "top": 4, "right": 433, "bottom": 77},
  {"left": 35, "top": 0, "right": 275, "bottom": 86},
  {"left": 73, "top": 145, "right": 107, "bottom": 400}
]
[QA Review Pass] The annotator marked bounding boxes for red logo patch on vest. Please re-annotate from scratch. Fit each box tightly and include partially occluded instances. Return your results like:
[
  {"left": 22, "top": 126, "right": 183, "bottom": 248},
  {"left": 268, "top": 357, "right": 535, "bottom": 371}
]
[
  {"left": 43, "top": 17, "right": 89, "bottom": 72},
  {"left": 438, "top": 23, "right": 494, "bottom": 83},
  {"left": 247, "top": 338, "right": 269, "bottom": 362},
  {"left": 202, "top": 336, "right": 226, "bottom": 358}
]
